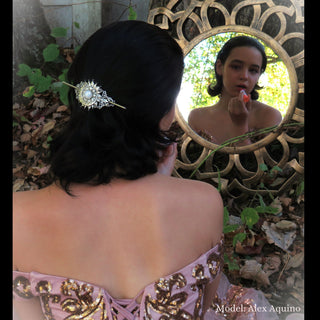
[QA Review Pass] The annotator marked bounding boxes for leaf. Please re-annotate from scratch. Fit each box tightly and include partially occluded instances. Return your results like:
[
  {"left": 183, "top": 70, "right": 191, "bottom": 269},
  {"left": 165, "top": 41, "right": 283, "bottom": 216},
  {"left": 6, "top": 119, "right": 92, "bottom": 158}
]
[
  {"left": 255, "top": 205, "right": 280, "bottom": 214},
  {"left": 13, "top": 179, "right": 25, "bottom": 192},
  {"left": 43, "top": 43, "right": 60, "bottom": 62},
  {"left": 224, "top": 224, "right": 240, "bottom": 233},
  {"left": 223, "top": 206, "right": 229, "bottom": 227},
  {"left": 240, "top": 260, "right": 270, "bottom": 286},
  {"left": 57, "top": 85, "right": 69, "bottom": 105},
  {"left": 262, "top": 221, "right": 296, "bottom": 251},
  {"left": 23, "top": 86, "right": 35, "bottom": 98},
  {"left": 17, "top": 64, "right": 32, "bottom": 77},
  {"left": 74, "top": 45, "right": 81, "bottom": 54},
  {"left": 223, "top": 207, "right": 240, "bottom": 233},
  {"left": 241, "top": 208, "right": 259, "bottom": 229},
  {"left": 74, "top": 21, "right": 80, "bottom": 29},
  {"left": 42, "top": 120, "right": 56, "bottom": 134},
  {"left": 128, "top": 6, "right": 137, "bottom": 20},
  {"left": 28, "top": 68, "right": 42, "bottom": 85},
  {"left": 36, "top": 75, "right": 53, "bottom": 93},
  {"left": 262, "top": 254, "right": 281, "bottom": 276},
  {"left": 259, "top": 163, "right": 268, "bottom": 172},
  {"left": 284, "top": 252, "right": 304, "bottom": 270},
  {"left": 51, "top": 27, "right": 68, "bottom": 38},
  {"left": 233, "top": 232, "right": 246, "bottom": 247},
  {"left": 224, "top": 253, "right": 239, "bottom": 271}
]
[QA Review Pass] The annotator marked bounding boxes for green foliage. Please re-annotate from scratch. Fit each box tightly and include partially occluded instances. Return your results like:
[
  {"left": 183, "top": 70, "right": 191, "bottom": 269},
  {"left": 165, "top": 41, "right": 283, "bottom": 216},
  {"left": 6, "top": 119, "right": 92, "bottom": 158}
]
[
  {"left": 43, "top": 44, "right": 60, "bottom": 62},
  {"left": 51, "top": 27, "right": 68, "bottom": 38},
  {"left": 222, "top": 185, "right": 282, "bottom": 271},
  {"left": 17, "top": 5, "right": 138, "bottom": 105},
  {"left": 223, "top": 207, "right": 239, "bottom": 233},
  {"left": 17, "top": 25, "right": 73, "bottom": 105},
  {"left": 232, "top": 232, "right": 246, "bottom": 247},
  {"left": 128, "top": 5, "right": 137, "bottom": 20},
  {"left": 241, "top": 208, "right": 259, "bottom": 229},
  {"left": 224, "top": 253, "right": 240, "bottom": 271}
]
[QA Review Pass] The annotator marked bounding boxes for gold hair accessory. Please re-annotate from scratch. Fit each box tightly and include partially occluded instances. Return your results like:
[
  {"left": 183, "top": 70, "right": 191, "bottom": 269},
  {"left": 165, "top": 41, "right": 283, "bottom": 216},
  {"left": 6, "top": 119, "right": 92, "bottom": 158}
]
[{"left": 62, "top": 80, "right": 126, "bottom": 110}]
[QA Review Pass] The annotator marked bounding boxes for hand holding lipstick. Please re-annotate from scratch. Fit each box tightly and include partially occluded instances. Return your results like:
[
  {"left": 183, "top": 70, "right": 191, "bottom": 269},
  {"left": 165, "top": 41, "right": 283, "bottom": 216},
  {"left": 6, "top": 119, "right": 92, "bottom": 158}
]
[
  {"left": 226, "top": 90, "right": 252, "bottom": 145},
  {"left": 241, "top": 89, "right": 250, "bottom": 103},
  {"left": 228, "top": 89, "right": 251, "bottom": 126}
]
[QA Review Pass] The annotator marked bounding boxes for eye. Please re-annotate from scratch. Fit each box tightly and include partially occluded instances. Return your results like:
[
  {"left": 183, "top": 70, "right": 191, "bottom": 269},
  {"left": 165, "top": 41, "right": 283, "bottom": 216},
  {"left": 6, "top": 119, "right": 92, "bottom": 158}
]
[
  {"left": 230, "top": 64, "right": 241, "bottom": 70},
  {"left": 249, "top": 68, "right": 260, "bottom": 74}
]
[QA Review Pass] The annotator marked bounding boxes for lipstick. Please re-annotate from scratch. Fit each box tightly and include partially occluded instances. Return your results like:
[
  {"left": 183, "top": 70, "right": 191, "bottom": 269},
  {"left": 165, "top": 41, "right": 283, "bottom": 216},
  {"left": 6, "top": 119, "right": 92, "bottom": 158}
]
[{"left": 240, "top": 89, "right": 249, "bottom": 103}]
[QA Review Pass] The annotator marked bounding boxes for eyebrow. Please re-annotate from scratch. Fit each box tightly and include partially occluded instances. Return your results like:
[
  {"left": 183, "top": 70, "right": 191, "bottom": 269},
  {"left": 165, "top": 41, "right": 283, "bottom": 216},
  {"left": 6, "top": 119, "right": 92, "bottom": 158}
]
[{"left": 230, "top": 59, "right": 261, "bottom": 69}]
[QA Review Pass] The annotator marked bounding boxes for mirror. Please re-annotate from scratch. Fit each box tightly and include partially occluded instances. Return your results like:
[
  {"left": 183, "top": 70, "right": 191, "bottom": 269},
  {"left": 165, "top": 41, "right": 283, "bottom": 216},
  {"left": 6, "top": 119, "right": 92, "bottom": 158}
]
[
  {"left": 148, "top": 0, "right": 303, "bottom": 196},
  {"left": 176, "top": 32, "right": 291, "bottom": 147}
]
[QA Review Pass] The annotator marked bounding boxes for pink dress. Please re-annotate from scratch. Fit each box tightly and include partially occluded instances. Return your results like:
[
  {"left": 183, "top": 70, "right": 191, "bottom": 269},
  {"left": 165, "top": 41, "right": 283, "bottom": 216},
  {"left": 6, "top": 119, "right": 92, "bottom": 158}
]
[{"left": 12, "top": 237, "right": 278, "bottom": 319}]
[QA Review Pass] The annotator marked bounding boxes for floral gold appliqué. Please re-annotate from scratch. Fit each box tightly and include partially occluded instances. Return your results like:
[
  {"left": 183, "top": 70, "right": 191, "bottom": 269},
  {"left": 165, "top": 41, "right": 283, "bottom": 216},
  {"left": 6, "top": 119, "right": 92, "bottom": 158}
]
[
  {"left": 144, "top": 273, "right": 193, "bottom": 320},
  {"left": 60, "top": 279, "right": 106, "bottom": 320}
]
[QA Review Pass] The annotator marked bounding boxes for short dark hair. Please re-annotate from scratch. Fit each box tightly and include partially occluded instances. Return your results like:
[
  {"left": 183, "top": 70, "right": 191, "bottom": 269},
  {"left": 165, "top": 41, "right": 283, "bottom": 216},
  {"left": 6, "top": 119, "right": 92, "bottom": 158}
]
[
  {"left": 208, "top": 35, "right": 267, "bottom": 100},
  {"left": 49, "top": 20, "right": 184, "bottom": 195}
]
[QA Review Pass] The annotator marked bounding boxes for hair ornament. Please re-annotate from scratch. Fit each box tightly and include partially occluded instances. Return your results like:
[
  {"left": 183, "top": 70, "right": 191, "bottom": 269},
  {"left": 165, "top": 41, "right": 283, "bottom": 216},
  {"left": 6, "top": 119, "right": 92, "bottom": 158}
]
[{"left": 62, "top": 80, "right": 126, "bottom": 110}]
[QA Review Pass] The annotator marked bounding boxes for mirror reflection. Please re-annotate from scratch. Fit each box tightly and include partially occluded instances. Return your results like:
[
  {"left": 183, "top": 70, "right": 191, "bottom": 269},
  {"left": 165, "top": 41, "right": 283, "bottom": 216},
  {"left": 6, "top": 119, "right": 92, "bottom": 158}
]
[{"left": 177, "top": 33, "right": 290, "bottom": 146}]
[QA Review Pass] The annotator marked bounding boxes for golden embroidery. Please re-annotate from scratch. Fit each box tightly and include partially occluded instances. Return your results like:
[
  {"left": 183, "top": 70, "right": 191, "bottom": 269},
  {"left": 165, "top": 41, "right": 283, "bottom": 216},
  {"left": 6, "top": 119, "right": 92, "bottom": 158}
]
[
  {"left": 60, "top": 279, "right": 107, "bottom": 320},
  {"left": 207, "top": 242, "right": 224, "bottom": 278},
  {"left": 211, "top": 286, "right": 257, "bottom": 320},
  {"left": 35, "top": 280, "right": 61, "bottom": 320},
  {"left": 13, "top": 276, "right": 34, "bottom": 299},
  {"left": 191, "top": 264, "right": 210, "bottom": 319},
  {"left": 144, "top": 273, "right": 193, "bottom": 320}
]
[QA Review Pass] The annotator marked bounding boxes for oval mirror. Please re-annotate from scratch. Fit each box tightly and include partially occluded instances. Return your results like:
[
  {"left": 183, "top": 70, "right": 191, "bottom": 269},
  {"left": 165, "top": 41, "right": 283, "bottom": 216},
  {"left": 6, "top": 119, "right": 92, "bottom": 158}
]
[{"left": 175, "top": 29, "right": 298, "bottom": 154}]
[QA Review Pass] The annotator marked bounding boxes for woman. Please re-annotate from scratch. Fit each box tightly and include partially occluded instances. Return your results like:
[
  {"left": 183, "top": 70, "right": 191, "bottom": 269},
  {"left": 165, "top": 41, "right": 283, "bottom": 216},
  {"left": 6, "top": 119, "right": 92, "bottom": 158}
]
[
  {"left": 13, "top": 21, "right": 278, "bottom": 319},
  {"left": 188, "top": 36, "right": 282, "bottom": 146}
]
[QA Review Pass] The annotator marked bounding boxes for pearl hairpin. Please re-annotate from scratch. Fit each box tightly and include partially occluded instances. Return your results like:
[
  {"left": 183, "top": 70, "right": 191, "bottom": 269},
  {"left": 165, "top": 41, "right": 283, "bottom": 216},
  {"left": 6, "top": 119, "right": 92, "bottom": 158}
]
[{"left": 62, "top": 80, "right": 126, "bottom": 110}]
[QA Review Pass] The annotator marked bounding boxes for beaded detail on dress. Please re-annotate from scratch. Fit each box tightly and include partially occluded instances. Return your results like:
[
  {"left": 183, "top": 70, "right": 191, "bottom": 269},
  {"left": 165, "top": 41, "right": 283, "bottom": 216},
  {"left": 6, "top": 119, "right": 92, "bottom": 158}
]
[{"left": 13, "top": 235, "right": 278, "bottom": 320}]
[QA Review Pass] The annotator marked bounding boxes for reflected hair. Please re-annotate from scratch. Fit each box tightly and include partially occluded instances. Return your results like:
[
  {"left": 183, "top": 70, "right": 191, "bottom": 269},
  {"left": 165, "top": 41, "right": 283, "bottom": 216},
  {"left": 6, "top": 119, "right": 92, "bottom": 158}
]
[
  {"left": 49, "top": 20, "right": 184, "bottom": 195},
  {"left": 208, "top": 35, "right": 267, "bottom": 100}
]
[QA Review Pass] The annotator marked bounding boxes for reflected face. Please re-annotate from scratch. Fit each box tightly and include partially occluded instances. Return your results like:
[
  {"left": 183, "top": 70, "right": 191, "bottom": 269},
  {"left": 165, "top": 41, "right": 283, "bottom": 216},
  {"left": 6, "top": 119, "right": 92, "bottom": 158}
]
[{"left": 216, "top": 46, "right": 263, "bottom": 97}]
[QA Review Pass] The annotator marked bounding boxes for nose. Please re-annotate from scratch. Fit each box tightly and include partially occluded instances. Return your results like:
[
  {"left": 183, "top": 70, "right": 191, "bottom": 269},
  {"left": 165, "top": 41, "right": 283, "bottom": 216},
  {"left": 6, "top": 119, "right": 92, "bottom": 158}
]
[{"left": 240, "top": 68, "right": 248, "bottom": 80}]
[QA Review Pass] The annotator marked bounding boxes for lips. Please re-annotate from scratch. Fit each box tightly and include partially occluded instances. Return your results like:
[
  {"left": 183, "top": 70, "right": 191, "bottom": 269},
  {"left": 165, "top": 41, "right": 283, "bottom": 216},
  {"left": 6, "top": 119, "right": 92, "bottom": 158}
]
[{"left": 236, "top": 84, "right": 247, "bottom": 93}]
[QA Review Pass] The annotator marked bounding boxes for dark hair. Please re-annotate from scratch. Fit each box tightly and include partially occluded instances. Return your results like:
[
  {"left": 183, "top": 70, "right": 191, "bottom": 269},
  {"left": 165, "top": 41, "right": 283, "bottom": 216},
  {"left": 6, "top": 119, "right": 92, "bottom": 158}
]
[
  {"left": 49, "top": 20, "right": 184, "bottom": 194},
  {"left": 208, "top": 35, "right": 267, "bottom": 100}
]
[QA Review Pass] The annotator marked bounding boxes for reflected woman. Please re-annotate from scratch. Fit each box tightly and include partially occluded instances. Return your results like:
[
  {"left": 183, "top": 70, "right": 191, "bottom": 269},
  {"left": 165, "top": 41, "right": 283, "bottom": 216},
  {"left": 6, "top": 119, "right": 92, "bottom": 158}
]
[{"left": 188, "top": 36, "right": 282, "bottom": 146}]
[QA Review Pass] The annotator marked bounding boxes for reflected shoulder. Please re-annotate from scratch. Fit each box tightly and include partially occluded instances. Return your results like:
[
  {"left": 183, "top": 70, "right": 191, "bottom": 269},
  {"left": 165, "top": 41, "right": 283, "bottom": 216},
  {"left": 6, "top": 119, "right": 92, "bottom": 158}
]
[{"left": 252, "top": 100, "right": 282, "bottom": 125}]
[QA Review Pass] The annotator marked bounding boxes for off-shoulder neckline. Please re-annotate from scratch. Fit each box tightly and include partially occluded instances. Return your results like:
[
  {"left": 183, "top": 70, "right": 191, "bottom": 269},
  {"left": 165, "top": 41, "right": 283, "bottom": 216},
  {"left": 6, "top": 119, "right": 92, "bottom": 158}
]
[{"left": 13, "top": 236, "right": 224, "bottom": 301}]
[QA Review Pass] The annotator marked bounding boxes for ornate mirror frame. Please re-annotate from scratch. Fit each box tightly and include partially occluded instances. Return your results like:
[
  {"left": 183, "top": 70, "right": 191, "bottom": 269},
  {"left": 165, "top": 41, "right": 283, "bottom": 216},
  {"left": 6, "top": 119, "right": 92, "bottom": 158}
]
[{"left": 148, "top": 0, "right": 304, "bottom": 197}]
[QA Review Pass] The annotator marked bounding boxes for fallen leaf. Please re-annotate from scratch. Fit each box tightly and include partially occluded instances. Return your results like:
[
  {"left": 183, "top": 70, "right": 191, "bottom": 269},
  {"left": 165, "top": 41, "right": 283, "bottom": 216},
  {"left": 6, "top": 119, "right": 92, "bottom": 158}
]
[
  {"left": 57, "top": 105, "right": 68, "bottom": 112},
  {"left": 33, "top": 97, "right": 46, "bottom": 109},
  {"left": 23, "top": 124, "right": 32, "bottom": 132},
  {"left": 279, "top": 196, "right": 292, "bottom": 207},
  {"left": 275, "top": 220, "right": 297, "bottom": 231},
  {"left": 20, "top": 133, "right": 31, "bottom": 143},
  {"left": 262, "top": 254, "right": 281, "bottom": 276},
  {"left": 283, "top": 252, "right": 304, "bottom": 270},
  {"left": 262, "top": 221, "right": 296, "bottom": 251},
  {"left": 13, "top": 179, "right": 25, "bottom": 192},
  {"left": 269, "top": 197, "right": 282, "bottom": 214},
  {"left": 42, "top": 120, "right": 56, "bottom": 134},
  {"left": 240, "top": 260, "right": 270, "bottom": 286}
]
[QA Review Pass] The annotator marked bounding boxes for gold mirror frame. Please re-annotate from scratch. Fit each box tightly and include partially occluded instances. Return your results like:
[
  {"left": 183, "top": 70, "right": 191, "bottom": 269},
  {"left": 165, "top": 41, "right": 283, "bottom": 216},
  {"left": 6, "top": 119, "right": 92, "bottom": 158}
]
[{"left": 148, "top": 0, "right": 304, "bottom": 197}]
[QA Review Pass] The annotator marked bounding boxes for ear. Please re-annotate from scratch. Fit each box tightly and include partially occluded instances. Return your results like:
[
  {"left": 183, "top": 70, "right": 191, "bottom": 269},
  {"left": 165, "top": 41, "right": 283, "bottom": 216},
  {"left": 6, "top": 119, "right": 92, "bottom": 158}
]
[{"left": 215, "top": 59, "right": 223, "bottom": 76}]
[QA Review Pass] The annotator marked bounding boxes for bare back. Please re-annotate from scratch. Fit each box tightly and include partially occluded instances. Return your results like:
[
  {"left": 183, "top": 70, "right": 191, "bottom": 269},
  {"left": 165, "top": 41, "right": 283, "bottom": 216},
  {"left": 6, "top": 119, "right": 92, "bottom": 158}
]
[{"left": 13, "top": 173, "right": 223, "bottom": 301}]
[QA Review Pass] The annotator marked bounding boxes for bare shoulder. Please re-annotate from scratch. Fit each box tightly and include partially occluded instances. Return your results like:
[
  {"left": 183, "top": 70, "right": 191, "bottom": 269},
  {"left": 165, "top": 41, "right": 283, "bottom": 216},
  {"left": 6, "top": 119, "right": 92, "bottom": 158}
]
[
  {"left": 154, "top": 175, "right": 223, "bottom": 243},
  {"left": 13, "top": 187, "right": 53, "bottom": 269},
  {"left": 188, "top": 106, "right": 213, "bottom": 130},
  {"left": 251, "top": 100, "right": 282, "bottom": 126}
]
